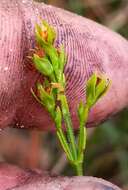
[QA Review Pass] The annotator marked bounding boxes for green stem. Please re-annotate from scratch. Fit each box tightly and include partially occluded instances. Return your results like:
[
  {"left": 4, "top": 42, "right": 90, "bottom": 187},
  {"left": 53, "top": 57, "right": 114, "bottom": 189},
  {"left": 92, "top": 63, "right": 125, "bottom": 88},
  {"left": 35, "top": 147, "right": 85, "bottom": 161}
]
[
  {"left": 32, "top": 21, "right": 110, "bottom": 177},
  {"left": 56, "top": 128, "right": 74, "bottom": 161},
  {"left": 75, "top": 162, "right": 83, "bottom": 176},
  {"left": 59, "top": 94, "right": 77, "bottom": 161},
  {"left": 78, "top": 106, "right": 89, "bottom": 158}
]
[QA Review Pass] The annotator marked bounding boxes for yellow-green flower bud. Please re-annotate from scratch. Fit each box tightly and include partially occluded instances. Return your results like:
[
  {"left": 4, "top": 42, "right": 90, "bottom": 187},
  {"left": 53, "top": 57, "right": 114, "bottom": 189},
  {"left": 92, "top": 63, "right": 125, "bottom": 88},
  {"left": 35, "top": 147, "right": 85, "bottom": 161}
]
[
  {"left": 37, "top": 83, "right": 55, "bottom": 116},
  {"left": 86, "top": 73, "right": 110, "bottom": 108}
]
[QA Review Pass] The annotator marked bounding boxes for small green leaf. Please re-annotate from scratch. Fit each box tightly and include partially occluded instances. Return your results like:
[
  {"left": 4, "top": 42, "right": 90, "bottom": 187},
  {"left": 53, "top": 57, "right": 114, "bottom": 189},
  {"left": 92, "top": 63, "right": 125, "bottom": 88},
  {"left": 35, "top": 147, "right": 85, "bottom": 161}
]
[
  {"left": 44, "top": 46, "right": 59, "bottom": 75},
  {"left": 57, "top": 131, "right": 73, "bottom": 162},
  {"left": 33, "top": 54, "right": 54, "bottom": 77},
  {"left": 78, "top": 103, "right": 89, "bottom": 123},
  {"left": 86, "top": 73, "right": 97, "bottom": 107},
  {"left": 57, "top": 45, "right": 67, "bottom": 83},
  {"left": 55, "top": 106, "right": 62, "bottom": 129},
  {"left": 58, "top": 94, "right": 69, "bottom": 116},
  {"left": 62, "top": 73, "right": 66, "bottom": 87},
  {"left": 77, "top": 101, "right": 85, "bottom": 122},
  {"left": 77, "top": 105, "right": 88, "bottom": 162},
  {"left": 59, "top": 45, "right": 67, "bottom": 72}
]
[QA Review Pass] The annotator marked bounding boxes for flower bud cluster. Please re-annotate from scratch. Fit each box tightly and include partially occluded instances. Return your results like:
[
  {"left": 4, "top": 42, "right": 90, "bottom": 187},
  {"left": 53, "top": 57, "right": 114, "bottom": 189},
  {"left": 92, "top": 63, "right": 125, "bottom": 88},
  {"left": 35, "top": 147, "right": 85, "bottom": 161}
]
[{"left": 31, "top": 20, "right": 66, "bottom": 120}]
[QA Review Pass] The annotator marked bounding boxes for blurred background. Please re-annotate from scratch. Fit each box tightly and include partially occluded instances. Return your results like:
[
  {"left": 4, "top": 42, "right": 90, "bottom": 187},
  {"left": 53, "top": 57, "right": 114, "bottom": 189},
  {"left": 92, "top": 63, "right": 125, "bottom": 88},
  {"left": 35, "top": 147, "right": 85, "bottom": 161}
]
[{"left": 0, "top": 0, "right": 128, "bottom": 189}]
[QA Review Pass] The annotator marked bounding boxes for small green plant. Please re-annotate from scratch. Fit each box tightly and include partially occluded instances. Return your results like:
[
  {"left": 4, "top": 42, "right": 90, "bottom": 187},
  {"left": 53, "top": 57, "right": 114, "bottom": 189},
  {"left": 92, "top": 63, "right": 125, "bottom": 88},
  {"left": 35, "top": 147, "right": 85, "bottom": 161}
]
[{"left": 31, "top": 20, "right": 110, "bottom": 176}]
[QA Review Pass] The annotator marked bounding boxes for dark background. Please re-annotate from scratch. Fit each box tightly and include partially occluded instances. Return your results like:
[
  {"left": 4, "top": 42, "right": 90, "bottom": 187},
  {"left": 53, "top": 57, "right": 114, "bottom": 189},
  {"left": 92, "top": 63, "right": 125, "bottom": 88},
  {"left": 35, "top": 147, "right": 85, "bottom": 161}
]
[{"left": 0, "top": 0, "right": 128, "bottom": 189}]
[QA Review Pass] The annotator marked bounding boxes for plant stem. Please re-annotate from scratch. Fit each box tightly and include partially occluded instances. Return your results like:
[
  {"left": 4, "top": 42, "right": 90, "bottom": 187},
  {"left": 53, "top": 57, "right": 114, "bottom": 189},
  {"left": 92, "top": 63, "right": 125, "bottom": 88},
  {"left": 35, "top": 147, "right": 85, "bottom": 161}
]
[
  {"left": 76, "top": 162, "right": 83, "bottom": 176},
  {"left": 56, "top": 129, "right": 73, "bottom": 161},
  {"left": 59, "top": 94, "right": 77, "bottom": 161},
  {"left": 32, "top": 20, "right": 110, "bottom": 177}
]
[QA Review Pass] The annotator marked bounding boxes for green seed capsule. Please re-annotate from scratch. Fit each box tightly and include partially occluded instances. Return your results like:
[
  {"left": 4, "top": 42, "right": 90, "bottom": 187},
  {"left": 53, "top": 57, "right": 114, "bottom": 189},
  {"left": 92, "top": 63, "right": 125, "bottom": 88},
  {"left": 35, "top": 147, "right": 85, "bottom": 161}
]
[
  {"left": 37, "top": 83, "right": 55, "bottom": 116},
  {"left": 86, "top": 73, "right": 110, "bottom": 108},
  {"left": 33, "top": 54, "right": 54, "bottom": 77},
  {"left": 95, "top": 78, "right": 110, "bottom": 101}
]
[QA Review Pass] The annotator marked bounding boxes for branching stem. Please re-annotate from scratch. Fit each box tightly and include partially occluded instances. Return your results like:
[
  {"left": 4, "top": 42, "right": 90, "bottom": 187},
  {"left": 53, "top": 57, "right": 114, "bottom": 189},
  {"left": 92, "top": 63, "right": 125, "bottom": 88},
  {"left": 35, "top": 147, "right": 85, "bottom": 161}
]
[{"left": 31, "top": 20, "right": 110, "bottom": 176}]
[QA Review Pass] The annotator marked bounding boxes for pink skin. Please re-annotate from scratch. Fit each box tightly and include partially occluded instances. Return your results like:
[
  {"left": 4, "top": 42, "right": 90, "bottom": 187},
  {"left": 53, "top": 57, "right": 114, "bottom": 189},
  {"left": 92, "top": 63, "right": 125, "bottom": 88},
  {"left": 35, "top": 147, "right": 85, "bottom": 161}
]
[
  {"left": 0, "top": 0, "right": 127, "bottom": 189},
  {"left": 0, "top": 0, "right": 128, "bottom": 130},
  {"left": 0, "top": 163, "right": 121, "bottom": 190}
]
